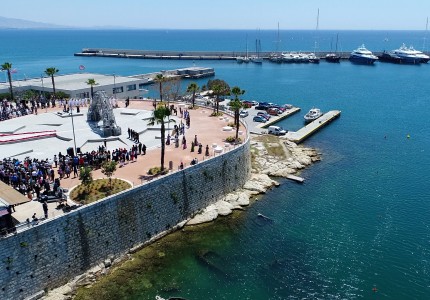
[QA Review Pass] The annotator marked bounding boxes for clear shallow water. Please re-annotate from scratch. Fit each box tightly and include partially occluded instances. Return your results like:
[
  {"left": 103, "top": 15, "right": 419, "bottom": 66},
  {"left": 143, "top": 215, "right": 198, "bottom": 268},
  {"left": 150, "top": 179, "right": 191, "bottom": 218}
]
[{"left": 2, "top": 30, "right": 430, "bottom": 299}]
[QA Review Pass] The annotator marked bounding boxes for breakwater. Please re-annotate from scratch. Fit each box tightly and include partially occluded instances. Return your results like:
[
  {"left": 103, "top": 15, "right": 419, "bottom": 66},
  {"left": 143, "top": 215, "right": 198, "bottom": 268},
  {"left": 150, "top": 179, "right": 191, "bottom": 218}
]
[
  {"left": 74, "top": 48, "right": 361, "bottom": 60},
  {"left": 0, "top": 140, "right": 251, "bottom": 300}
]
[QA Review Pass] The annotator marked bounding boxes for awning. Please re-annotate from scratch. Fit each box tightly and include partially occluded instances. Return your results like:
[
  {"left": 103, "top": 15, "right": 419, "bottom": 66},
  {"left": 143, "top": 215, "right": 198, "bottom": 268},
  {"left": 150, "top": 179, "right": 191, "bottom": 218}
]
[{"left": 0, "top": 181, "right": 31, "bottom": 206}]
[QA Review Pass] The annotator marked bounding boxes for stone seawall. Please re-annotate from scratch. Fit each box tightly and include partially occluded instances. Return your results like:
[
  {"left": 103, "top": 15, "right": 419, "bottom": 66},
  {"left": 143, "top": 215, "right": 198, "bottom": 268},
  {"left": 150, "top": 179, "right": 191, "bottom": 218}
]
[{"left": 0, "top": 141, "right": 251, "bottom": 300}]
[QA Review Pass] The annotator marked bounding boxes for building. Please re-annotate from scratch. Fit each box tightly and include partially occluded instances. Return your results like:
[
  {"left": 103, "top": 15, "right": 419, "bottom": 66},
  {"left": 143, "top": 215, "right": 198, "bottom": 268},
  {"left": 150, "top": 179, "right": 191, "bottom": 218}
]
[{"left": 0, "top": 73, "right": 151, "bottom": 99}]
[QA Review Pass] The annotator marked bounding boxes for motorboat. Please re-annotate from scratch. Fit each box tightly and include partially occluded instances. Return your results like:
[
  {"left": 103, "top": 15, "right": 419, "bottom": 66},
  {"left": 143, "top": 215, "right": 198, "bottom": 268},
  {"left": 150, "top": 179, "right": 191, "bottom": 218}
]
[
  {"left": 378, "top": 51, "right": 402, "bottom": 64},
  {"left": 297, "top": 52, "right": 310, "bottom": 63},
  {"left": 250, "top": 56, "right": 263, "bottom": 64},
  {"left": 349, "top": 44, "right": 378, "bottom": 64},
  {"left": 236, "top": 56, "right": 250, "bottom": 63},
  {"left": 392, "top": 44, "right": 422, "bottom": 64},
  {"left": 304, "top": 108, "right": 323, "bottom": 123},
  {"left": 281, "top": 52, "right": 296, "bottom": 63},
  {"left": 325, "top": 53, "right": 341, "bottom": 63},
  {"left": 268, "top": 53, "right": 283, "bottom": 63},
  {"left": 408, "top": 46, "right": 430, "bottom": 63},
  {"left": 308, "top": 52, "right": 320, "bottom": 63}
]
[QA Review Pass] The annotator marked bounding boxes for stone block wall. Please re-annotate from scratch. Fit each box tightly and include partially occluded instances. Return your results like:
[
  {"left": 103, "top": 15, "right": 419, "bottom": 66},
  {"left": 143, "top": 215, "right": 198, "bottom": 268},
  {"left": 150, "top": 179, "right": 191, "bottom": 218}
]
[{"left": 0, "top": 140, "right": 251, "bottom": 300}]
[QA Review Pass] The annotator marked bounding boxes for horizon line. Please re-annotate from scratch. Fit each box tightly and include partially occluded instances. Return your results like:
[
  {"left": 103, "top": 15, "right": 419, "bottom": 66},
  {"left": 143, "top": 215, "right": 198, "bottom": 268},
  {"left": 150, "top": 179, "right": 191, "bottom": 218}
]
[{"left": 0, "top": 27, "right": 428, "bottom": 31}]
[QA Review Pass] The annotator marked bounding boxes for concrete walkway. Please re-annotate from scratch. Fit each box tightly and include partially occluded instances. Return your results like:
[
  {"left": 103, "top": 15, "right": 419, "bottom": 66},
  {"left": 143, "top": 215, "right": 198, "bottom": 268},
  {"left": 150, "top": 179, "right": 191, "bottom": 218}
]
[{"left": 1, "top": 99, "right": 247, "bottom": 224}]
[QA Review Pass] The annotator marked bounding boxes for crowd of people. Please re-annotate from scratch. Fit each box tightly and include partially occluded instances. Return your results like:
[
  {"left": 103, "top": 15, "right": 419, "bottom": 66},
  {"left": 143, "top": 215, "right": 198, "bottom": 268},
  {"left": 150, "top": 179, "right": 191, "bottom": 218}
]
[
  {"left": 0, "top": 99, "right": 34, "bottom": 121},
  {"left": 0, "top": 156, "right": 61, "bottom": 202}
]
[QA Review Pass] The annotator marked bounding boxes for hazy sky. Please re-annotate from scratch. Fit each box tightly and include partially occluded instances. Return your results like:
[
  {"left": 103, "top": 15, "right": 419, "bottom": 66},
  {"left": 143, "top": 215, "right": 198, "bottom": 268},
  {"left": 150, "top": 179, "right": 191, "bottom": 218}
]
[{"left": 3, "top": 0, "right": 430, "bottom": 30}]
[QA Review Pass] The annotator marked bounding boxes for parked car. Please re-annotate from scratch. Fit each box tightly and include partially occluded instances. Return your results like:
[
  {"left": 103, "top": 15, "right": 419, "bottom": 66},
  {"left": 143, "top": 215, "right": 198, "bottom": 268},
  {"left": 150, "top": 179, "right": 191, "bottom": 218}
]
[
  {"left": 283, "top": 104, "right": 293, "bottom": 109},
  {"left": 268, "top": 125, "right": 287, "bottom": 136},
  {"left": 251, "top": 100, "right": 259, "bottom": 106},
  {"left": 257, "top": 112, "right": 271, "bottom": 120},
  {"left": 242, "top": 101, "right": 253, "bottom": 108},
  {"left": 255, "top": 104, "right": 269, "bottom": 110},
  {"left": 239, "top": 110, "right": 249, "bottom": 118},
  {"left": 267, "top": 108, "right": 280, "bottom": 116},
  {"left": 253, "top": 115, "right": 267, "bottom": 123},
  {"left": 270, "top": 104, "right": 286, "bottom": 112}
]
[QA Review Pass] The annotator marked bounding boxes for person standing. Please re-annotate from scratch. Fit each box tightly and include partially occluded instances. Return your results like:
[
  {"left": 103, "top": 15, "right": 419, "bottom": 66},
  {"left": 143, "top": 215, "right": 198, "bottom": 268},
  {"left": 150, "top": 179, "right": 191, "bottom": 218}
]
[
  {"left": 53, "top": 154, "right": 58, "bottom": 168},
  {"left": 42, "top": 201, "right": 48, "bottom": 219},
  {"left": 142, "top": 144, "right": 147, "bottom": 155}
]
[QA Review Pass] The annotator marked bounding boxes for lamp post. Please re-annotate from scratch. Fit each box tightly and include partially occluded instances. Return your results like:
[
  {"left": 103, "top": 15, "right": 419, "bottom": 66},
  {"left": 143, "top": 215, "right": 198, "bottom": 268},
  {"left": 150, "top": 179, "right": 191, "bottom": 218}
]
[
  {"left": 113, "top": 73, "right": 116, "bottom": 98},
  {"left": 40, "top": 74, "right": 45, "bottom": 100},
  {"left": 41, "top": 74, "right": 47, "bottom": 112},
  {"left": 70, "top": 106, "right": 77, "bottom": 156}
]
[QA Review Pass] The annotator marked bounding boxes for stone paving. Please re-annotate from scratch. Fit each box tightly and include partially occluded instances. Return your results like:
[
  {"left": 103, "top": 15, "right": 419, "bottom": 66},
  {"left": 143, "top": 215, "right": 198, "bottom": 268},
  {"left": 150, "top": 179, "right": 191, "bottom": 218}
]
[{"left": 1, "top": 99, "right": 247, "bottom": 223}]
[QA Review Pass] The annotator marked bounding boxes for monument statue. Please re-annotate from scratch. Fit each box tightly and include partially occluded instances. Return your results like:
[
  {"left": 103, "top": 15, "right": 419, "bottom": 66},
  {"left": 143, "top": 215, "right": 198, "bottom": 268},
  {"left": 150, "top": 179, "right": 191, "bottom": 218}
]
[{"left": 87, "top": 91, "right": 121, "bottom": 137}]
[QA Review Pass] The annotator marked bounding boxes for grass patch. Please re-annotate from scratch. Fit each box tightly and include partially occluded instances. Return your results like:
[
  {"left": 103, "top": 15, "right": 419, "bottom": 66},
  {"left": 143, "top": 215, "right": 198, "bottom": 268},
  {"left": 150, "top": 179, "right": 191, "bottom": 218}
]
[
  {"left": 70, "top": 178, "right": 131, "bottom": 205},
  {"left": 253, "top": 135, "right": 286, "bottom": 158}
]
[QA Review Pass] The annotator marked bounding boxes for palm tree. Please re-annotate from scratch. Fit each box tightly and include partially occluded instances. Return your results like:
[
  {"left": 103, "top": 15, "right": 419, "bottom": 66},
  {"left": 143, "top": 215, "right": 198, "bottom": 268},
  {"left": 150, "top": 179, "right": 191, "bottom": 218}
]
[
  {"left": 154, "top": 74, "right": 165, "bottom": 102},
  {"left": 1, "top": 62, "right": 14, "bottom": 101},
  {"left": 147, "top": 102, "right": 175, "bottom": 171},
  {"left": 230, "top": 86, "right": 245, "bottom": 142},
  {"left": 85, "top": 78, "right": 98, "bottom": 98},
  {"left": 44, "top": 67, "right": 59, "bottom": 98},
  {"left": 211, "top": 83, "right": 226, "bottom": 114},
  {"left": 186, "top": 82, "right": 199, "bottom": 108}
]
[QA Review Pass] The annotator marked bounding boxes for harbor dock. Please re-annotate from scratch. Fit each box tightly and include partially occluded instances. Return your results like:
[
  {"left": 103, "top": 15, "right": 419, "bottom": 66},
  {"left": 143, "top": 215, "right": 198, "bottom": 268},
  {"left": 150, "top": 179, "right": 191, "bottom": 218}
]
[
  {"left": 285, "top": 110, "right": 341, "bottom": 143},
  {"left": 257, "top": 107, "right": 301, "bottom": 128},
  {"left": 74, "top": 48, "right": 386, "bottom": 61}
]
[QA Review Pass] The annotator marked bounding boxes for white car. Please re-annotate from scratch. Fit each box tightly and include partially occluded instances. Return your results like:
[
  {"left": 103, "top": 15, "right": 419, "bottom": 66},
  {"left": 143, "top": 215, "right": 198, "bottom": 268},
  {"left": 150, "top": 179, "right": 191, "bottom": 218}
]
[{"left": 239, "top": 110, "right": 249, "bottom": 118}]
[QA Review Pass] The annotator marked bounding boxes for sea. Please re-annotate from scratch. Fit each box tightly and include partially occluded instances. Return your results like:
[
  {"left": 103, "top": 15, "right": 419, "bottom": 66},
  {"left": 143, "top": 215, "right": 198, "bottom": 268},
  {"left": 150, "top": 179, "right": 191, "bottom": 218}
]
[{"left": 1, "top": 30, "right": 430, "bottom": 300}]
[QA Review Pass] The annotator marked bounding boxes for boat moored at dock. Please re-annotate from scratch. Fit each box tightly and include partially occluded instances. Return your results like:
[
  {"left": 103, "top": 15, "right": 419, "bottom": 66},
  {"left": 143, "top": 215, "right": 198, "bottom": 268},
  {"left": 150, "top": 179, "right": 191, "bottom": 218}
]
[
  {"left": 349, "top": 44, "right": 378, "bottom": 64},
  {"left": 304, "top": 108, "right": 323, "bottom": 123},
  {"left": 378, "top": 44, "right": 427, "bottom": 64},
  {"left": 408, "top": 46, "right": 430, "bottom": 63}
]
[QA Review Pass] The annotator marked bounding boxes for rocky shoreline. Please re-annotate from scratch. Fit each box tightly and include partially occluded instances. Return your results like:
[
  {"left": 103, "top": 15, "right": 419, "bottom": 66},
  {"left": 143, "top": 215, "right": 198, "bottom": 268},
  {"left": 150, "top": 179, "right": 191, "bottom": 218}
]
[
  {"left": 185, "top": 134, "right": 320, "bottom": 225},
  {"left": 42, "top": 134, "right": 320, "bottom": 300}
]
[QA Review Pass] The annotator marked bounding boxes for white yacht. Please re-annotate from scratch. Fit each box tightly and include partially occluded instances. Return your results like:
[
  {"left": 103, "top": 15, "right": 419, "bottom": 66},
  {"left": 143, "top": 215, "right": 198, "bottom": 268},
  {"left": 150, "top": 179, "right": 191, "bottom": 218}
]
[
  {"left": 349, "top": 44, "right": 378, "bottom": 64},
  {"left": 304, "top": 108, "right": 323, "bottom": 123},
  {"left": 408, "top": 46, "right": 430, "bottom": 63},
  {"left": 391, "top": 44, "right": 422, "bottom": 64},
  {"left": 281, "top": 52, "right": 296, "bottom": 63}
]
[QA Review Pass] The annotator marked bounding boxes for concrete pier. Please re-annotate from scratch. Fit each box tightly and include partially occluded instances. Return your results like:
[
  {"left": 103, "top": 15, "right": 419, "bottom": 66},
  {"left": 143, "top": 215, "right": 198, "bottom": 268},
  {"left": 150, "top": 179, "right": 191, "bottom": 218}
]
[
  {"left": 285, "top": 110, "right": 341, "bottom": 143},
  {"left": 74, "top": 48, "right": 387, "bottom": 61},
  {"left": 257, "top": 107, "right": 301, "bottom": 128}
]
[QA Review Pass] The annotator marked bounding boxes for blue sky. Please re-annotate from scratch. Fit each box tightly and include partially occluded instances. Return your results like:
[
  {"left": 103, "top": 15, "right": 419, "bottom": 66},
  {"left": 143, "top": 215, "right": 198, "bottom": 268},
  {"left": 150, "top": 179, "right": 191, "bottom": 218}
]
[{"left": 3, "top": 0, "right": 430, "bottom": 30}]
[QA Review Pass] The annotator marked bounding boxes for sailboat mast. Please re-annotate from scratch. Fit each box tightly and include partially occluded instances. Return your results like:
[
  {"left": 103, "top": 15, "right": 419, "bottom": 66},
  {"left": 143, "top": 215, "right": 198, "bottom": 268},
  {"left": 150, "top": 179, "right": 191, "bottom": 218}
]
[
  {"left": 314, "top": 8, "right": 319, "bottom": 53},
  {"left": 246, "top": 34, "right": 248, "bottom": 58},
  {"left": 335, "top": 33, "right": 339, "bottom": 53},
  {"left": 423, "top": 17, "right": 428, "bottom": 52},
  {"left": 316, "top": 8, "right": 319, "bottom": 31}
]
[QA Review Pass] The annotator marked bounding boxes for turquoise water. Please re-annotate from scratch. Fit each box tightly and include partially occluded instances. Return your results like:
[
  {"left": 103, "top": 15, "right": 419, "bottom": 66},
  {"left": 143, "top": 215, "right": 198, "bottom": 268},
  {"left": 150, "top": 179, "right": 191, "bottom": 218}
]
[{"left": 2, "top": 30, "right": 430, "bottom": 299}]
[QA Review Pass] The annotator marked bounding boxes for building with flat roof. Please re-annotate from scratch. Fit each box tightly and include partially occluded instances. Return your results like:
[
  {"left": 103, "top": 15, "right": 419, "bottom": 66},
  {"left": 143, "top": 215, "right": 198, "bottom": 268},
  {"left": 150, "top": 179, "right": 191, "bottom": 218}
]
[{"left": 0, "top": 73, "right": 151, "bottom": 99}]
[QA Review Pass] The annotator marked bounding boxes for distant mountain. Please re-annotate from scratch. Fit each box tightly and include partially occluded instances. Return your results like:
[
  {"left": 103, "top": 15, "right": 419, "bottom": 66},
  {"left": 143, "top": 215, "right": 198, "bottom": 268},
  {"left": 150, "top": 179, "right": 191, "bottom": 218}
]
[{"left": 0, "top": 16, "right": 69, "bottom": 29}]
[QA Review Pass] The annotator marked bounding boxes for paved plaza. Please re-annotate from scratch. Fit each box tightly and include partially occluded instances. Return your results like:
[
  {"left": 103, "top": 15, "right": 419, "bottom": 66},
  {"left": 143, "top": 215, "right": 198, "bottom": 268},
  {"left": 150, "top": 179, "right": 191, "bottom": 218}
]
[{"left": 1, "top": 99, "right": 247, "bottom": 224}]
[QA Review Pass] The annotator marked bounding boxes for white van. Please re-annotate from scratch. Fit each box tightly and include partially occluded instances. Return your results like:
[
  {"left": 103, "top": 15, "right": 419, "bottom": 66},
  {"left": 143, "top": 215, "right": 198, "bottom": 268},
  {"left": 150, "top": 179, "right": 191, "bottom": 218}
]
[{"left": 268, "top": 125, "right": 287, "bottom": 136}]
